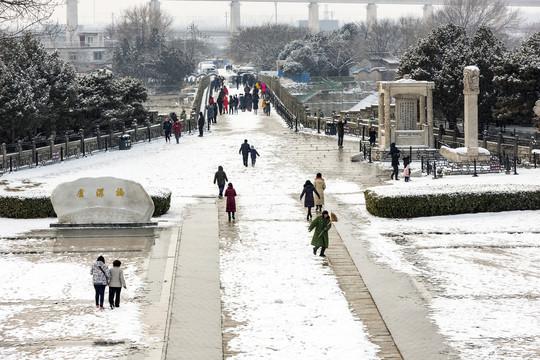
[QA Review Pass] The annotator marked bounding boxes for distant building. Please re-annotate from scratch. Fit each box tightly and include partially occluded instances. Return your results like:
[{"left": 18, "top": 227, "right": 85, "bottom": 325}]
[
  {"left": 298, "top": 20, "right": 339, "bottom": 32},
  {"left": 40, "top": 0, "right": 113, "bottom": 73},
  {"left": 41, "top": 28, "right": 114, "bottom": 73},
  {"left": 350, "top": 53, "right": 399, "bottom": 82}
]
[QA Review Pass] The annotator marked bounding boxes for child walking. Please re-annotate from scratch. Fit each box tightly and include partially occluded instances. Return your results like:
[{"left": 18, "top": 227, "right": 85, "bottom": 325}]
[{"left": 250, "top": 145, "right": 260, "bottom": 167}]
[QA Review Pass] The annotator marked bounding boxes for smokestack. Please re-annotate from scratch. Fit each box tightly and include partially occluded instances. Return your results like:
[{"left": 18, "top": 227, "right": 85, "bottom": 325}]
[{"left": 66, "top": 0, "right": 78, "bottom": 45}]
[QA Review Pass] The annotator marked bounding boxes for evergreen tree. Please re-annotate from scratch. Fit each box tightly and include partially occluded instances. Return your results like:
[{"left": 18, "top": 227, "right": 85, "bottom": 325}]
[
  {"left": 397, "top": 23, "right": 470, "bottom": 128},
  {"left": 0, "top": 33, "right": 77, "bottom": 143},
  {"left": 469, "top": 26, "right": 507, "bottom": 131},
  {"left": 492, "top": 32, "right": 540, "bottom": 126}
]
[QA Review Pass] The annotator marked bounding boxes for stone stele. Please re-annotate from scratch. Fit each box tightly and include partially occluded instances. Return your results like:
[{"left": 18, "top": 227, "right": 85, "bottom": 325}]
[{"left": 51, "top": 177, "right": 155, "bottom": 224}]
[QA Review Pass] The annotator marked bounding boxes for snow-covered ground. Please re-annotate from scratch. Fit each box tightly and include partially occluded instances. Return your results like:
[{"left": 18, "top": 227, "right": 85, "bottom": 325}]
[{"left": 0, "top": 78, "right": 539, "bottom": 359}]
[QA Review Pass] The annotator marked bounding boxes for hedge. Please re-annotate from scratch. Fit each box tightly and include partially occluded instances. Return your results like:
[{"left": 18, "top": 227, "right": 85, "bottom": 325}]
[
  {"left": 0, "top": 190, "right": 172, "bottom": 219},
  {"left": 364, "top": 188, "right": 540, "bottom": 218}
]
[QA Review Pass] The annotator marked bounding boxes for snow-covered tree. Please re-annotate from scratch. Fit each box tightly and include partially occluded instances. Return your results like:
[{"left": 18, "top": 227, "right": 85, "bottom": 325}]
[
  {"left": 398, "top": 23, "right": 470, "bottom": 128},
  {"left": 227, "top": 24, "right": 308, "bottom": 70},
  {"left": 469, "top": 26, "right": 507, "bottom": 130},
  {"left": 73, "top": 69, "right": 147, "bottom": 132},
  {"left": 0, "top": 33, "right": 76, "bottom": 143},
  {"left": 111, "top": 4, "right": 195, "bottom": 86},
  {"left": 492, "top": 32, "right": 540, "bottom": 126}
]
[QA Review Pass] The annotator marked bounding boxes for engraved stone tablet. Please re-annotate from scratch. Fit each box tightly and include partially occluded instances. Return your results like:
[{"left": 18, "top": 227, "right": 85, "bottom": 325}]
[{"left": 51, "top": 177, "right": 155, "bottom": 224}]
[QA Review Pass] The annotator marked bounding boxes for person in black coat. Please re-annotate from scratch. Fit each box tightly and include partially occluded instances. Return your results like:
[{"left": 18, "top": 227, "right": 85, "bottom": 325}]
[
  {"left": 336, "top": 116, "right": 347, "bottom": 147},
  {"left": 198, "top": 112, "right": 205, "bottom": 137},
  {"left": 389, "top": 142, "right": 400, "bottom": 180},
  {"left": 368, "top": 126, "right": 377, "bottom": 147},
  {"left": 300, "top": 180, "right": 320, "bottom": 221},
  {"left": 163, "top": 117, "right": 172, "bottom": 143},
  {"left": 239, "top": 139, "right": 250, "bottom": 167},
  {"left": 213, "top": 165, "right": 228, "bottom": 198}
]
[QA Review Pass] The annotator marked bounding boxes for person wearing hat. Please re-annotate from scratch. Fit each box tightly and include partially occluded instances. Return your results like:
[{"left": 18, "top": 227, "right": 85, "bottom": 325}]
[
  {"left": 250, "top": 145, "right": 260, "bottom": 167},
  {"left": 308, "top": 210, "right": 332, "bottom": 257}
]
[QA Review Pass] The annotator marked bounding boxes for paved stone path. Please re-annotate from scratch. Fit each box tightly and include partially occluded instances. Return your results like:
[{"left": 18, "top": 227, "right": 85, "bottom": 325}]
[{"left": 160, "top": 97, "right": 455, "bottom": 359}]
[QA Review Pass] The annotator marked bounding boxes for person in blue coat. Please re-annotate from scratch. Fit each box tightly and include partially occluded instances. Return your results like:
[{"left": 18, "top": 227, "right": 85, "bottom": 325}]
[
  {"left": 300, "top": 180, "right": 320, "bottom": 221},
  {"left": 250, "top": 145, "right": 260, "bottom": 167}
]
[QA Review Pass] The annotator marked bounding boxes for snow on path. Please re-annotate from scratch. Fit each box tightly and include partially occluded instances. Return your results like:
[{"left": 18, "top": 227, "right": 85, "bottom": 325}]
[
  {"left": 0, "top": 83, "right": 380, "bottom": 359},
  {"left": 211, "top": 99, "right": 380, "bottom": 359}
]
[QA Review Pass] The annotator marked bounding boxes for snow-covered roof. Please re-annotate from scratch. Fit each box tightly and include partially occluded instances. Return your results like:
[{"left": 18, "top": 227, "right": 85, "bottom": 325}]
[{"left": 348, "top": 93, "right": 379, "bottom": 111}]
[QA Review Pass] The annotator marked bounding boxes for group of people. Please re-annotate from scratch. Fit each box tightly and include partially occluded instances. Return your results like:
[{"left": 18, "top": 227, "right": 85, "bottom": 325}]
[
  {"left": 91, "top": 256, "right": 127, "bottom": 310},
  {"left": 213, "top": 165, "right": 237, "bottom": 222},
  {"left": 162, "top": 111, "right": 186, "bottom": 144},
  {"left": 239, "top": 139, "right": 260, "bottom": 167},
  {"left": 300, "top": 173, "right": 330, "bottom": 257}
]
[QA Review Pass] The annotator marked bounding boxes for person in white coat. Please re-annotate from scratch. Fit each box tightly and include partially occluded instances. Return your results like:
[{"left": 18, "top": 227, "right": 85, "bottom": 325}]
[
  {"left": 91, "top": 255, "right": 110, "bottom": 310},
  {"left": 314, "top": 173, "right": 326, "bottom": 212},
  {"left": 108, "top": 259, "right": 127, "bottom": 309}
]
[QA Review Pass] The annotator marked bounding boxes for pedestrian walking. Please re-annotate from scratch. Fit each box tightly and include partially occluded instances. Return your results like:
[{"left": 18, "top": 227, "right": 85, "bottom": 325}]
[
  {"left": 300, "top": 180, "right": 320, "bottom": 221},
  {"left": 239, "top": 139, "right": 250, "bottom": 167},
  {"left": 265, "top": 98, "right": 271, "bottom": 116},
  {"left": 369, "top": 126, "right": 377, "bottom": 147},
  {"left": 313, "top": 173, "right": 326, "bottom": 212},
  {"left": 250, "top": 145, "right": 260, "bottom": 167},
  {"left": 252, "top": 92, "right": 259, "bottom": 115},
  {"left": 308, "top": 210, "right": 332, "bottom": 257},
  {"left": 163, "top": 117, "right": 172, "bottom": 143},
  {"left": 207, "top": 103, "right": 215, "bottom": 126},
  {"left": 173, "top": 119, "right": 182, "bottom": 143},
  {"left": 108, "top": 259, "right": 127, "bottom": 309},
  {"left": 337, "top": 116, "right": 347, "bottom": 147},
  {"left": 224, "top": 183, "right": 237, "bottom": 222},
  {"left": 229, "top": 95, "right": 234, "bottom": 114},
  {"left": 234, "top": 95, "right": 239, "bottom": 113},
  {"left": 198, "top": 112, "right": 205, "bottom": 137},
  {"left": 213, "top": 165, "right": 228, "bottom": 198},
  {"left": 213, "top": 103, "right": 218, "bottom": 123},
  {"left": 90, "top": 255, "right": 110, "bottom": 310},
  {"left": 223, "top": 95, "right": 229, "bottom": 114},
  {"left": 403, "top": 162, "right": 411, "bottom": 182},
  {"left": 389, "top": 142, "right": 400, "bottom": 180}
]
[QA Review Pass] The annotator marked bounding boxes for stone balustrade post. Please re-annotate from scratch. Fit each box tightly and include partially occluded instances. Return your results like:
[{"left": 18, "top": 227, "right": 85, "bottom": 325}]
[
  {"left": 64, "top": 133, "right": 69, "bottom": 158},
  {"left": 132, "top": 120, "right": 138, "bottom": 142},
  {"left": 96, "top": 128, "right": 101, "bottom": 149},
  {"left": 1, "top": 143, "right": 6, "bottom": 170},
  {"left": 17, "top": 140, "right": 22, "bottom": 166}
]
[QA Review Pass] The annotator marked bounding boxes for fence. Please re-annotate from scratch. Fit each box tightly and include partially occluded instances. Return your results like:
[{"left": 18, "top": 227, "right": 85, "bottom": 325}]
[
  {"left": 0, "top": 123, "right": 164, "bottom": 174},
  {"left": 262, "top": 74, "right": 539, "bottom": 173}
]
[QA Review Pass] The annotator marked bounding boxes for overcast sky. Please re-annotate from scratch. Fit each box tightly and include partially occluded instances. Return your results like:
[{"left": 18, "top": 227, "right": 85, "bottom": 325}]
[{"left": 51, "top": 0, "right": 540, "bottom": 31}]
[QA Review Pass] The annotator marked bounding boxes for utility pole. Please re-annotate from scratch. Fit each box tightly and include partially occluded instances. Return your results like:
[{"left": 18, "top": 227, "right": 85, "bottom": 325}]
[{"left": 225, "top": 12, "right": 228, "bottom": 29}]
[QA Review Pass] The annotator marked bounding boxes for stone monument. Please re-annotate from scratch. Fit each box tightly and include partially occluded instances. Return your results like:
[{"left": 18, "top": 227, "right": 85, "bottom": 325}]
[
  {"left": 440, "top": 66, "right": 490, "bottom": 163},
  {"left": 51, "top": 177, "right": 155, "bottom": 225},
  {"left": 377, "top": 75, "right": 435, "bottom": 150}
]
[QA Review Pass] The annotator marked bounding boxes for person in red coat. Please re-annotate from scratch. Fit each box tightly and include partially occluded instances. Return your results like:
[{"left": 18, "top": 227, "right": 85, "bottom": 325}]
[
  {"left": 224, "top": 183, "right": 237, "bottom": 222},
  {"left": 172, "top": 119, "right": 182, "bottom": 143}
]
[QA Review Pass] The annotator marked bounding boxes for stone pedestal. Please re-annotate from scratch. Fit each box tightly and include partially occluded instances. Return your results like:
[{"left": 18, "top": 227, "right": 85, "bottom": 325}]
[
  {"left": 440, "top": 66, "right": 491, "bottom": 163},
  {"left": 51, "top": 177, "right": 155, "bottom": 224}
]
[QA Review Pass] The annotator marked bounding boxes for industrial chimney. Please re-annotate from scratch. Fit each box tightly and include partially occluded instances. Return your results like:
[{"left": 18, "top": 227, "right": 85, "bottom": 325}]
[{"left": 66, "top": 0, "right": 78, "bottom": 46}]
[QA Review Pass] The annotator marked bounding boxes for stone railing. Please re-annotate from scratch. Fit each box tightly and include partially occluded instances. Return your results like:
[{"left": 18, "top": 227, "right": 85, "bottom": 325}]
[{"left": 0, "top": 123, "right": 163, "bottom": 174}]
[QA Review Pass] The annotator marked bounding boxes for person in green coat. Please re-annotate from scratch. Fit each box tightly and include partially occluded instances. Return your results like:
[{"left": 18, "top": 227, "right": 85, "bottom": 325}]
[{"left": 308, "top": 210, "right": 332, "bottom": 257}]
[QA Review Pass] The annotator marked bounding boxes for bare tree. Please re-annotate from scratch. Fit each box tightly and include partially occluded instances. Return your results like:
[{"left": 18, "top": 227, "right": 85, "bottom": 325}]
[
  {"left": 430, "top": 0, "right": 520, "bottom": 36},
  {"left": 0, "top": 0, "right": 60, "bottom": 34},
  {"left": 112, "top": 4, "right": 173, "bottom": 43}
]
